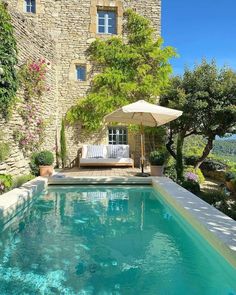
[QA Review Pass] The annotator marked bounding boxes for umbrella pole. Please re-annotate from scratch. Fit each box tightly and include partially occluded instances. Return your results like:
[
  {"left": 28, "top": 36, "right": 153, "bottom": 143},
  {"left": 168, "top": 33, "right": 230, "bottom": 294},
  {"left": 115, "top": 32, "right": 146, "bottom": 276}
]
[
  {"left": 136, "top": 122, "right": 149, "bottom": 177},
  {"left": 140, "top": 123, "right": 144, "bottom": 174}
]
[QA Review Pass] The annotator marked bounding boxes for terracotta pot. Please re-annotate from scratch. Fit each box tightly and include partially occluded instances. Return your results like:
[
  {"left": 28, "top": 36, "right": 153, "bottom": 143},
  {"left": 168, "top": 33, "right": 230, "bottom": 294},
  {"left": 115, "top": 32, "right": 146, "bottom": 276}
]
[
  {"left": 150, "top": 165, "right": 164, "bottom": 176},
  {"left": 39, "top": 165, "right": 53, "bottom": 177},
  {"left": 226, "top": 181, "right": 235, "bottom": 192}
]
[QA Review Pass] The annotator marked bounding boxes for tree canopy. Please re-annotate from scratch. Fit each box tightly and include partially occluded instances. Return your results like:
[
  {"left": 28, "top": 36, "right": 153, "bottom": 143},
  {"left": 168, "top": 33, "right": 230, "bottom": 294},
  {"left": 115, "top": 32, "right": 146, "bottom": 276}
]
[
  {"left": 160, "top": 60, "right": 236, "bottom": 179},
  {"left": 66, "top": 9, "right": 176, "bottom": 131}
]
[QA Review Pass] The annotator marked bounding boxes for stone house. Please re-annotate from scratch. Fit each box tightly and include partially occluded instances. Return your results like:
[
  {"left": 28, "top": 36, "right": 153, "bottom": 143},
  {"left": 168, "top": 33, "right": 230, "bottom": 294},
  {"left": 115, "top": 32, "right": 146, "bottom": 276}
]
[{"left": 0, "top": 0, "right": 161, "bottom": 175}]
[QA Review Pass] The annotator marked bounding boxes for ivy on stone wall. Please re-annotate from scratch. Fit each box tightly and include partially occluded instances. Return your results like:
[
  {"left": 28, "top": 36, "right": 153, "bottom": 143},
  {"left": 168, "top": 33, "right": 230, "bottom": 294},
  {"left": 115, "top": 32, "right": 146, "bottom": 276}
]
[
  {"left": 66, "top": 9, "right": 176, "bottom": 131},
  {"left": 0, "top": 2, "right": 18, "bottom": 118}
]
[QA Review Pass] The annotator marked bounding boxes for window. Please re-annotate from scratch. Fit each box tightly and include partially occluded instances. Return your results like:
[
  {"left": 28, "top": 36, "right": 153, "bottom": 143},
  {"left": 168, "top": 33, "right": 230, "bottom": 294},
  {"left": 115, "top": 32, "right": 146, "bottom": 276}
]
[
  {"left": 76, "top": 65, "right": 86, "bottom": 81},
  {"left": 97, "top": 10, "right": 117, "bottom": 34},
  {"left": 25, "top": 0, "right": 36, "bottom": 13},
  {"left": 108, "top": 127, "right": 127, "bottom": 145}
]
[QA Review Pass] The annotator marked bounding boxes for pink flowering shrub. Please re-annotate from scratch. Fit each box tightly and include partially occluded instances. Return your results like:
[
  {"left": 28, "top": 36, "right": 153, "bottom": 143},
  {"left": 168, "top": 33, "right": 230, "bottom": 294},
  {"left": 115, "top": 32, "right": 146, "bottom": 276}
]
[
  {"left": 185, "top": 172, "right": 198, "bottom": 182},
  {"left": 14, "top": 58, "right": 50, "bottom": 153},
  {"left": 14, "top": 102, "right": 46, "bottom": 152},
  {"left": 19, "top": 58, "right": 50, "bottom": 98}
]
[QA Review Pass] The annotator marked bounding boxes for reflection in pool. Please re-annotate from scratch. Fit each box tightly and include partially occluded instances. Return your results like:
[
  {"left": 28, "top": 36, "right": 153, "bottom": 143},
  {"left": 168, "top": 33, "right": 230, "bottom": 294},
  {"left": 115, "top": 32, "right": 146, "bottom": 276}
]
[{"left": 0, "top": 186, "right": 236, "bottom": 295}]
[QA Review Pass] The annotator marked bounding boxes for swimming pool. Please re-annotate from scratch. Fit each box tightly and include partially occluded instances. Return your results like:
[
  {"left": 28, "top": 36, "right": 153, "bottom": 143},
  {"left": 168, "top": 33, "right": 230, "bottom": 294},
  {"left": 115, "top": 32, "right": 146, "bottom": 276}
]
[{"left": 0, "top": 185, "right": 235, "bottom": 294}]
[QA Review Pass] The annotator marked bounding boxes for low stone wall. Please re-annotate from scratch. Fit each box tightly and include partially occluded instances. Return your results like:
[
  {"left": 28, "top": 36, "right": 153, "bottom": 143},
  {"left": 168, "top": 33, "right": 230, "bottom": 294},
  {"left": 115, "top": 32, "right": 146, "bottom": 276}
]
[
  {"left": 201, "top": 169, "right": 226, "bottom": 182},
  {"left": 0, "top": 177, "right": 47, "bottom": 228}
]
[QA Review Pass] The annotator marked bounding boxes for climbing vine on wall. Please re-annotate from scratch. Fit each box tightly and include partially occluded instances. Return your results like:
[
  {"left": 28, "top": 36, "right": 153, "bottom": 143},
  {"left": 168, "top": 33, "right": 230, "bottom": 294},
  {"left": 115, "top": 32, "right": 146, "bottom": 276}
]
[
  {"left": 18, "top": 59, "right": 50, "bottom": 99},
  {"left": 0, "top": 2, "right": 18, "bottom": 118},
  {"left": 14, "top": 59, "right": 50, "bottom": 153}
]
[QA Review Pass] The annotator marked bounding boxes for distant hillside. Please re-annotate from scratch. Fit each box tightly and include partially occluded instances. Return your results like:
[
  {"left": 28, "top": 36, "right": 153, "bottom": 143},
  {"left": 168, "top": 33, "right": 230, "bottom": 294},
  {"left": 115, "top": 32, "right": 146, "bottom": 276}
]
[
  {"left": 212, "top": 140, "right": 236, "bottom": 156},
  {"left": 216, "top": 135, "right": 236, "bottom": 141}
]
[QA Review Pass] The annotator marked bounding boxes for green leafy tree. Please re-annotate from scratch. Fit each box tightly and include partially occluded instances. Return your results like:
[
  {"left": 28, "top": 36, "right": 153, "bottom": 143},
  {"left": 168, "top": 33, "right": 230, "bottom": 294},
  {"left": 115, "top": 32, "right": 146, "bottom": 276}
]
[
  {"left": 60, "top": 118, "right": 67, "bottom": 168},
  {"left": 160, "top": 60, "right": 236, "bottom": 180},
  {"left": 66, "top": 9, "right": 176, "bottom": 131},
  {"left": 0, "top": 2, "right": 18, "bottom": 118}
]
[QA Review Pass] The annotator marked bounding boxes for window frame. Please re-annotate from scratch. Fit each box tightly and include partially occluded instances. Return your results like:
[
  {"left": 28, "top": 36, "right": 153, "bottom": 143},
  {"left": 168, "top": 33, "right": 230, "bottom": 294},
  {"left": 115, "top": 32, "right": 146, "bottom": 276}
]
[
  {"left": 97, "top": 10, "right": 117, "bottom": 35},
  {"left": 24, "top": 0, "right": 36, "bottom": 13},
  {"left": 75, "top": 65, "right": 87, "bottom": 82},
  {"left": 108, "top": 127, "right": 128, "bottom": 145}
]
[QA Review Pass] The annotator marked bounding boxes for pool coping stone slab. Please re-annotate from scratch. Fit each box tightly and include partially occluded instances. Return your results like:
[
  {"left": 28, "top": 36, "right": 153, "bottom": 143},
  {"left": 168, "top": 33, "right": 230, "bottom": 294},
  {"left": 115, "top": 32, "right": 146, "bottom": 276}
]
[
  {"left": 0, "top": 177, "right": 48, "bottom": 225},
  {"left": 152, "top": 177, "right": 236, "bottom": 268}
]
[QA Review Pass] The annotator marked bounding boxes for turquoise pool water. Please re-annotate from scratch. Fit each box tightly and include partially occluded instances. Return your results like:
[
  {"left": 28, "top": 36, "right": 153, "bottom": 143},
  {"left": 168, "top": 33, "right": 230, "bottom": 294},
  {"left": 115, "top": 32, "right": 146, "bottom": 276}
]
[{"left": 0, "top": 186, "right": 236, "bottom": 295}]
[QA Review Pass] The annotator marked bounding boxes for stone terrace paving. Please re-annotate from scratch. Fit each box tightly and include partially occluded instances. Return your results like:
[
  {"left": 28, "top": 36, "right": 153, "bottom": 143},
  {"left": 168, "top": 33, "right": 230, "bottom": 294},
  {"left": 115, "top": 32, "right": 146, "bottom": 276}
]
[{"left": 59, "top": 167, "right": 149, "bottom": 177}]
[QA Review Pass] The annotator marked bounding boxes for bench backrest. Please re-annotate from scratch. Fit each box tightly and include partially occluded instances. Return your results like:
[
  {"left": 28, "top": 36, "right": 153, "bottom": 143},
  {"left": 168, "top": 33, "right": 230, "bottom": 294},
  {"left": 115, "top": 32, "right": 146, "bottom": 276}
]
[{"left": 82, "top": 145, "right": 130, "bottom": 159}]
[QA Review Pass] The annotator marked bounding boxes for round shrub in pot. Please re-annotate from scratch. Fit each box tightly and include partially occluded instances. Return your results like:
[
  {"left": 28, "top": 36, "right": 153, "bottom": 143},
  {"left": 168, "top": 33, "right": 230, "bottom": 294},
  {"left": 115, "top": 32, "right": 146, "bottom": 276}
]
[
  {"left": 149, "top": 150, "right": 167, "bottom": 176},
  {"left": 35, "top": 151, "right": 54, "bottom": 177}
]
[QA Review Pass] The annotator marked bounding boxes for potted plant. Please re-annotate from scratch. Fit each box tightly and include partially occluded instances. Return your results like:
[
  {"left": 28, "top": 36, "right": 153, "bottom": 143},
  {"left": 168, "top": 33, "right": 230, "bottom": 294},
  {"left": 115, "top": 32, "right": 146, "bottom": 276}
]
[
  {"left": 35, "top": 151, "right": 54, "bottom": 177},
  {"left": 149, "top": 150, "right": 167, "bottom": 176}
]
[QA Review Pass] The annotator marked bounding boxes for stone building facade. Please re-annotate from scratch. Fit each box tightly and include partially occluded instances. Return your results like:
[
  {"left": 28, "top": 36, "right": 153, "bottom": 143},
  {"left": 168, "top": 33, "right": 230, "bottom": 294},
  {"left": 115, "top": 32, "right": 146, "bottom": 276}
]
[{"left": 0, "top": 0, "right": 161, "bottom": 175}]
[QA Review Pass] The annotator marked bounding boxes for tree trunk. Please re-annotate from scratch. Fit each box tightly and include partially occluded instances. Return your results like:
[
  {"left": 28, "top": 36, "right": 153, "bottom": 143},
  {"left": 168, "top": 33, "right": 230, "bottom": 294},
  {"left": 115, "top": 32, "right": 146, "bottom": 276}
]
[
  {"left": 166, "top": 129, "right": 176, "bottom": 159},
  {"left": 176, "top": 132, "right": 185, "bottom": 181},
  {"left": 194, "top": 135, "right": 215, "bottom": 169}
]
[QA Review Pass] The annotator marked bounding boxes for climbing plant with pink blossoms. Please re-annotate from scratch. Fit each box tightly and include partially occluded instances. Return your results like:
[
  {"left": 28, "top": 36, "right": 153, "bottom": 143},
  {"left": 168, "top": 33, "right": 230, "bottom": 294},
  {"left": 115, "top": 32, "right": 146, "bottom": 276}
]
[{"left": 14, "top": 59, "right": 50, "bottom": 153}]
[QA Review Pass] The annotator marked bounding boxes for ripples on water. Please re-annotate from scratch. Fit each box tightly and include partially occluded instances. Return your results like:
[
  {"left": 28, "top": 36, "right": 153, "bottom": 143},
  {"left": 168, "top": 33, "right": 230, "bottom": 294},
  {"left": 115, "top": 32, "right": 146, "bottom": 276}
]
[{"left": 0, "top": 186, "right": 235, "bottom": 295}]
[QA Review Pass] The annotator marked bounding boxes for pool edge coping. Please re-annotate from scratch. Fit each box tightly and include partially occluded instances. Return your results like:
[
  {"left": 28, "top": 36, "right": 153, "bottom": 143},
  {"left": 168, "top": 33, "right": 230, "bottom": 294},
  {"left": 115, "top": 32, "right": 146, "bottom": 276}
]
[
  {"left": 152, "top": 177, "right": 236, "bottom": 268},
  {"left": 0, "top": 177, "right": 48, "bottom": 224}
]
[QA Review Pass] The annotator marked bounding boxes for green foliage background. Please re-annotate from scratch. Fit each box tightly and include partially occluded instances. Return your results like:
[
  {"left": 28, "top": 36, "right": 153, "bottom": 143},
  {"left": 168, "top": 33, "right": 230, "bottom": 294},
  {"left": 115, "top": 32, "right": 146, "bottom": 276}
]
[
  {"left": 60, "top": 118, "right": 67, "bottom": 168},
  {"left": 160, "top": 60, "right": 236, "bottom": 180},
  {"left": 0, "top": 2, "right": 18, "bottom": 118},
  {"left": 66, "top": 9, "right": 176, "bottom": 131}
]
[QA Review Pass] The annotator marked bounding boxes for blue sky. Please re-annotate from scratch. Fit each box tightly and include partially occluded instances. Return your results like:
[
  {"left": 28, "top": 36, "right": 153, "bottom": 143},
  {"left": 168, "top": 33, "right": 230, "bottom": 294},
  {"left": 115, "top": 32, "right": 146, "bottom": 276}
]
[{"left": 162, "top": 0, "right": 236, "bottom": 75}]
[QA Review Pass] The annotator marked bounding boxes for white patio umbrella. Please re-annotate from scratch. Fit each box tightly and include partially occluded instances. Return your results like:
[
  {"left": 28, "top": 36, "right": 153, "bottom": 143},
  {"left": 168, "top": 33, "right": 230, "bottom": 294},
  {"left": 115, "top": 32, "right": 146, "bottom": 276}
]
[{"left": 104, "top": 100, "right": 183, "bottom": 176}]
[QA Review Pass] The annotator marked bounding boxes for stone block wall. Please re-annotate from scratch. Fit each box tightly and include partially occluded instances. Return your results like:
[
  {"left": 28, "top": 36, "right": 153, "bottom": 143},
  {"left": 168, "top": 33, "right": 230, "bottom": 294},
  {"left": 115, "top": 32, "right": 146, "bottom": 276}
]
[
  {"left": 0, "top": 3, "right": 57, "bottom": 176},
  {"left": 1, "top": 0, "right": 161, "bottom": 174}
]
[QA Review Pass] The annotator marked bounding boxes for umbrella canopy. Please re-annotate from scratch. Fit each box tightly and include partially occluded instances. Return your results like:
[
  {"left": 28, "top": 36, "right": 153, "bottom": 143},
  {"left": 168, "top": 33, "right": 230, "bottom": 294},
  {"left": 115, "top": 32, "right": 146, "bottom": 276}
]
[
  {"left": 104, "top": 100, "right": 183, "bottom": 176},
  {"left": 104, "top": 100, "right": 183, "bottom": 127}
]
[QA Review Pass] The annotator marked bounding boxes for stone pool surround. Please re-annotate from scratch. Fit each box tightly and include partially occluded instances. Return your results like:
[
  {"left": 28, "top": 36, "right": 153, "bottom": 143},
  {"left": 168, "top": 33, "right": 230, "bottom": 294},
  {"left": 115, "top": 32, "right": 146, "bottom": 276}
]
[{"left": 0, "top": 176, "right": 236, "bottom": 268}]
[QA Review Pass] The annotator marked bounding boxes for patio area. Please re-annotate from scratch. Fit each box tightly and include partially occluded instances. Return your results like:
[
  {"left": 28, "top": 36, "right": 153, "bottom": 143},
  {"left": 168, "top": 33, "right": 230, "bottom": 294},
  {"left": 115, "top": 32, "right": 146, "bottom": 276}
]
[{"left": 59, "top": 167, "right": 150, "bottom": 177}]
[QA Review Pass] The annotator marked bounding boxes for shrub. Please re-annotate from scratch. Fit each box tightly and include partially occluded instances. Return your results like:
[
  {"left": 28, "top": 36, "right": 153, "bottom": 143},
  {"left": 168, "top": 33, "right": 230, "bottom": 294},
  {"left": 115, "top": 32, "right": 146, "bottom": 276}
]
[
  {"left": 181, "top": 180, "right": 200, "bottom": 194},
  {"left": 231, "top": 179, "right": 236, "bottom": 192},
  {"left": 60, "top": 118, "right": 67, "bottom": 168},
  {"left": 29, "top": 152, "right": 40, "bottom": 176},
  {"left": 181, "top": 170, "right": 201, "bottom": 194},
  {"left": 225, "top": 172, "right": 236, "bottom": 182},
  {"left": 0, "top": 174, "right": 13, "bottom": 194},
  {"left": 164, "top": 164, "right": 177, "bottom": 180},
  {"left": 199, "top": 190, "right": 236, "bottom": 221},
  {"left": 200, "top": 158, "right": 227, "bottom": 171},
  {"left": 0, "top": 132, "right": 10, "bottom": 162},
  {"left": 184, "top": 166, "right": 205, "bottom": 184},
  {"left": 35, "top": 151, "right": 54, "bottom": 166},
  {"left": 164, "top": 156, "right": 176, "bottom": 180},
  {"left": 200, "top": 190, "right": 226, "bottom": 205},
  {"left": 0, "top": 142, "right": 10, "bottom": 162},
  {"left": 149, "top": 150, "right": 167, "bottom": 166},
  {"left": 184, "top": 155, "right": 199, "bottom": 166},
  {"left": 12, "top": 174, "right": 34, "bottom": 188}
]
